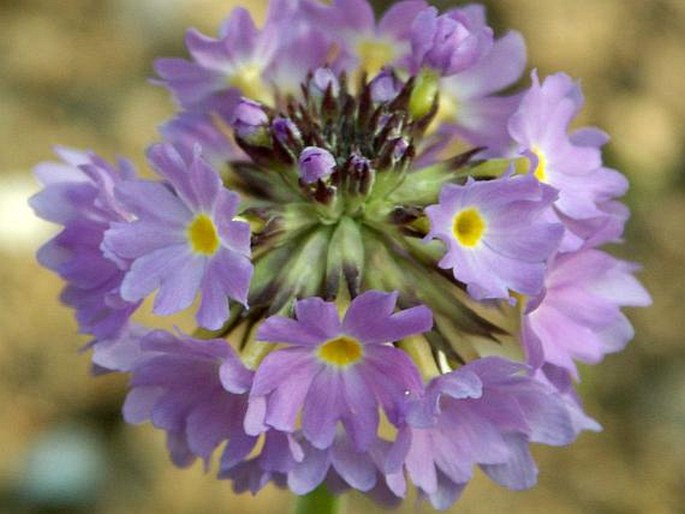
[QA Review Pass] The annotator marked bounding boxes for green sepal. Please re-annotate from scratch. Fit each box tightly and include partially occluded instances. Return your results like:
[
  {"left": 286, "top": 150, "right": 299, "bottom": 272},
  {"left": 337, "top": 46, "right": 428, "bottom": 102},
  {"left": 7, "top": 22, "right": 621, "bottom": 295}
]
[
  {"left": 269, "top": 227, "right": 333, "bottom": 314},
  {"left": 386, "top": 164, "right": 454, "bottom": 206},
  {"left": 468, "top": 157, "right": 528, "bottom": 178},
  {"left": 360, "top": 226, "right": 508, "bottom": 365},
  {"left": 325, "top": 216, "right": 365, "bottom": 299}
]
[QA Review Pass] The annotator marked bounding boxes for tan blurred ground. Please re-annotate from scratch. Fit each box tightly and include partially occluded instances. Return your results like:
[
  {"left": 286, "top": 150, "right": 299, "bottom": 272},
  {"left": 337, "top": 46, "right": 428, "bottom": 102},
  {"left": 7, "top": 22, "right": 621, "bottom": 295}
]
[{"left": 1, "top": 1, "right": 683, "bottom": 513}]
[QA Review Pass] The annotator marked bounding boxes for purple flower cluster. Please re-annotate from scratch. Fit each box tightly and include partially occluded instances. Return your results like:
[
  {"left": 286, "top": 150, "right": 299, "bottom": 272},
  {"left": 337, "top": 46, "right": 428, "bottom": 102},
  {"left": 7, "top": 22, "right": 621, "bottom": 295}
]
[{"left": 31, "top": 0, "right": 650, "bottom": 510}]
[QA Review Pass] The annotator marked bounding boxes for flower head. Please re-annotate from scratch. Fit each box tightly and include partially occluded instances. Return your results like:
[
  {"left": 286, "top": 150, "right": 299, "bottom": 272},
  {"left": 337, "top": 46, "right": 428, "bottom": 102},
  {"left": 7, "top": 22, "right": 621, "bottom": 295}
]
[{"left": 31, "top": 0, "right": 650, "bottom": 510}]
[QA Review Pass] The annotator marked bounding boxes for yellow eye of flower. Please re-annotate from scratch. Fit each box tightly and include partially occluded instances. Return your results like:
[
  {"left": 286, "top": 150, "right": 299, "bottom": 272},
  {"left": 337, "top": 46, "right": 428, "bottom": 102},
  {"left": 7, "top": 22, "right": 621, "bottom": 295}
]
[
  {"left": 187, "top": 214, "right": 220, "bottom": 255},
  {"left": 453, "top": 207, "right": 486, "bottom": 247},
  {"left": 228, "top": 63, "right": 271, "bottom": 104},
  {"left": 533, "top": 147, "right": 547, "bottom": 182},
  {"left": 317, "top": 335, "right": 364, "bottom": 367},
  {"left": 356, "top": 39, "right": 395, "bottom": 76}
]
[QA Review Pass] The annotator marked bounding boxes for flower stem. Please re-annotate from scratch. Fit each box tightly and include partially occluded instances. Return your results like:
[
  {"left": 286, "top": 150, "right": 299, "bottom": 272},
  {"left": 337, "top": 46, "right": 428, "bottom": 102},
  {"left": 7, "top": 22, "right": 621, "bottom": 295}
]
[{"left": 294, "top": 486, "right": 343, "bottom": 514}]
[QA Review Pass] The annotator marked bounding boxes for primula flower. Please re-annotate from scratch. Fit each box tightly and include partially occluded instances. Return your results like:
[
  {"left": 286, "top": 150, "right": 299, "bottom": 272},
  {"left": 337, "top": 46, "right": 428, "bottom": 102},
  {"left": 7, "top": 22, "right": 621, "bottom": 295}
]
[
  {"left": 245, "top": 291, "right": 432, "bottom": 451},
  {"left": 29, "top": 148, "right": 139, "bottom": 342},
  {"left": 123, "top": 330, "right": 255, "bottom": 467},
  {"left": 155, "top": 0, "right": 329, "bottom": 113},
  {"left": 425, "top": 174, "right": 564, "bottom": 301},
  {"left": 103, "top": 143, "right": 252, "bottom": 330},
  {"left": 386, "top": 358, "right": 577, "bottom": 509},
  {"left": 428, "top": 5, "right": 527, "bottom": 153},
  {"left": 303, "top": 0, "right": 428, "bottom": 76},
  {"left": 523, "top": 249, "right": 652, "bottom": 377},
  {"left": 509, "top": 71, "right": 628, "bottom": 225},
  {"left": 32, "top": 1, "right": 650, "bottom": 510}
]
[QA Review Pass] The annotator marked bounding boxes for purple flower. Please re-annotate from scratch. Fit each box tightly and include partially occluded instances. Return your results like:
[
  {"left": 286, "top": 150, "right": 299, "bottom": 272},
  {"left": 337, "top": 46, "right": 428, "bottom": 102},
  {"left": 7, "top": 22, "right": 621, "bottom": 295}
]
[
  {"left": 409, "top": 6, "right": 493, "bottom": 76},
  {"left": 159, "top": 111, "right": 247, "bottom": 170},
  {"left": 298, "top": 147, "right": 337, "bottom": 184},
  {"left": 509, "top": 72, "right": 628, "bottom": 225},
  {"left": 386, "top": 357, "right": 577, "bottom": 509},
  {"left": 429, "top": 6, "right": 526, "bottom": 153},
  {"left": 123, "top": 330, "right": 255, "bottom": 468},
  {"left": 425, "top": 174, "right": 563, "bottom": 301},
  {"left": 303, "top": 0, "right": 428, "bottom": 76},
  {"left": 272, "top": 117, "right": 303, "bottom": 148},
  {"left": 245, "top": 291, "right": 432, "bottom": 451},
  {"left": 30, "top": 1, "right": 651, "bottom": 506},
  {"left": 103, "top": 143, "right": 253, "bottom": 330},
  {"left": 287, "top": 433, "right": 398, "bottom": 496},
  {"left": 155, "top": 1, "right": 330, "bottom": 115},
  {"left": 29, "top": 147, "right": 140, "bottom": 341},
  {"left": 522, "top": 249, "right": 651, "bottom": 377}
]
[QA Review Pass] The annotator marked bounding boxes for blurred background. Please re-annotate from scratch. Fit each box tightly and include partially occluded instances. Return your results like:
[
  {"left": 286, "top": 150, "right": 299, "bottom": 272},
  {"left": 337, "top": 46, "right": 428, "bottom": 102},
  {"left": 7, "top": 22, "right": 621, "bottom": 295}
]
[{"left": 1, "top": 0, "right": 683, "bottom": 512}]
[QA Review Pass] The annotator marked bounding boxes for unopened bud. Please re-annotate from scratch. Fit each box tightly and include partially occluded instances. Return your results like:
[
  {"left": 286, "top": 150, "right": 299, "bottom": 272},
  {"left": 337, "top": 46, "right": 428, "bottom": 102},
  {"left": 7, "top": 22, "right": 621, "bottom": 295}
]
[
  {"left": 298, "top": 146, "right": 337, "bottom": 184},
  {"left": 408, "top": 69, "right": 439, "bottom": 120},
  {"left": 272, "top": 117, "right": 303, "bottom": 148},
  {"left": 230, "top": 98, "right": 270, "bottom": 145},
  {"left": 310, "top": 67, "right": 340, "bottom": 98},
  {"left": 369, "top": 69, "right": 402, "bottom": 103},
  {"left": 410, "top": 7, "right": 493, "bottom": 76}
]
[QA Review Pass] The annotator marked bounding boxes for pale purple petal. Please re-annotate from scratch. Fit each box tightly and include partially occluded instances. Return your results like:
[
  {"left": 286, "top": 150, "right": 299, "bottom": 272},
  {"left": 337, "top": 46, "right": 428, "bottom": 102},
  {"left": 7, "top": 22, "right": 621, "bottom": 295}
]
[
  {"left": 342, "top": 290, "right": 433, "bottom": 344},
  {"left": 294, "top": 297, "right": 343, "bottom": 339},
  {"left": 302, "top": 369, "right": 343, "bottom": 449},
  {"left": 480, "top": 434, "right": 538, "bottom": 490},
  {"left": 330, "top": 436, "right": 377, "bottom": 491}
]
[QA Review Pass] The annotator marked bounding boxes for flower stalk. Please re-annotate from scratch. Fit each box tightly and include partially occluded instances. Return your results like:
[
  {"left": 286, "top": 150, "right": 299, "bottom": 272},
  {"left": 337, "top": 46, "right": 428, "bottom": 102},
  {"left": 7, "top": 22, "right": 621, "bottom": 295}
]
[{"left": 294, "top": 486, "right": 342, "bottom": 514}]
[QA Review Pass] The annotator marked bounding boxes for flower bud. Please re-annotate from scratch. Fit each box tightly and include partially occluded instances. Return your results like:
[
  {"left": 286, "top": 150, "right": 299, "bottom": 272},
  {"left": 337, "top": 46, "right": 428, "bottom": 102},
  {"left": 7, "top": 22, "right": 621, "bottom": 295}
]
[
  {"left": 272, "top": 117, "right": 303, "bottom": 148},
  {"left": 298, "top": 146, "right": 336, "bottom": 184},
  {"left": 310, "top": 67, "right": 340, "bottom": 98},
  {"left": 411, "top": 7, "right": 493, "bottom": 76},
  {"left": 408, "top": 69, "right": 439, "bottom": 120},
  {"left": 229, "top": 97, "right": 270, "bottom": 145},
  {"left": 392, "top": 138, "right": 411, "bottom": 161},
  {"left": 369, "top": 69, "right": 402, "bottom": 103}
]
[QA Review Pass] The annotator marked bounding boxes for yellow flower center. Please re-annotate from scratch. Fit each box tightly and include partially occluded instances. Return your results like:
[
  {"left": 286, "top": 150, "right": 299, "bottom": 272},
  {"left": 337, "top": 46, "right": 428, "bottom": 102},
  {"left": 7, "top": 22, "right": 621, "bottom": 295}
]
[
  {"left": 228, "top": 63, "right": 271, "bottom": 104},
  {"left": 187, "top": 214, "right": 220, "bottom": 255},
  {"left": 453, "top": 207, "right": 486, "bottom": 247},
  {"left": 317, "top": 335, "right": 364, "bottom": 368},
  {"left": 356, "top": 39, "right": 395, "bottom": 76},
  {"left": 532, "top": 147, "right": 547, "bottom": 182},
  {"left": 427, "top": 91, "right": 458, "bottom": 134}
]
